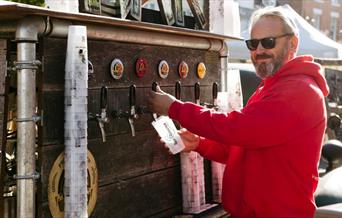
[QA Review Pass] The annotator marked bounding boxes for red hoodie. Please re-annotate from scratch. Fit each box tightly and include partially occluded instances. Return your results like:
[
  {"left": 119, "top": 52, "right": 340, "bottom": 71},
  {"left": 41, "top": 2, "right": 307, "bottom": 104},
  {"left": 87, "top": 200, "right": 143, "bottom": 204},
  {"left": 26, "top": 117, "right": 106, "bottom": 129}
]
[{"left": 168, "top": 56, "right": 329, "bottom": 218}]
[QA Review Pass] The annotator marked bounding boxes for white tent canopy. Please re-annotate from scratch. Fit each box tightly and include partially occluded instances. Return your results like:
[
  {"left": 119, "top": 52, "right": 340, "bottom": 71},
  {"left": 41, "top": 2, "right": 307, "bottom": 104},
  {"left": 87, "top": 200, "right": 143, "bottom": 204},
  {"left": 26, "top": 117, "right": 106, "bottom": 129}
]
[{"left": 227, "top": 4, "right": 342, "bottom": 60}]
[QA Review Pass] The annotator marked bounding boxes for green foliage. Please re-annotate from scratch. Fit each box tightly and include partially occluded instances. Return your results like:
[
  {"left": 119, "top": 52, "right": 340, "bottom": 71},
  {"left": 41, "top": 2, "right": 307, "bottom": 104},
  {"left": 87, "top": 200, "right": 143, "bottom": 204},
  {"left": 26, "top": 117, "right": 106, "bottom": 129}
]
[{"left": 7, "top": 0, "right": 45, "bottom": 6}]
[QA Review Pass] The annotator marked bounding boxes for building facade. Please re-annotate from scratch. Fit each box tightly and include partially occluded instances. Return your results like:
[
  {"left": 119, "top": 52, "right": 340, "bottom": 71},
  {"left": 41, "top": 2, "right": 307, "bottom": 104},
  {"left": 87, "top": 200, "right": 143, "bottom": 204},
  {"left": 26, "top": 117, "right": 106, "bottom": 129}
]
[
  {"left": 278, "top": 0, "right": 342, "bottom": 43},
  {"left": 238, "top": 0, "right": 342, "bottom": 43}
]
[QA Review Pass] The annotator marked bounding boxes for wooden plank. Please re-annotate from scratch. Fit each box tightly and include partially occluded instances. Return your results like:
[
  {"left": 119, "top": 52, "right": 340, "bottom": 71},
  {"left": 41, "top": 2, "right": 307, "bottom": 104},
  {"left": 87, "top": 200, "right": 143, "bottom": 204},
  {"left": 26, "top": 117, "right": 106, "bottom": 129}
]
[
  {"left": 39, "top": 130, "right": 179, "bottom": 202},
  {"left": 90, "top": 167, "right": 182, "bottom": 218},
  {"left": 40, "top": 163, "right": 182, "bottom": 218},
  {"left": 42, "top": 83, "right": 219, "bottom": 142},
  {"left": 41, "top": 38, "right": 220, "bottom": 88}
]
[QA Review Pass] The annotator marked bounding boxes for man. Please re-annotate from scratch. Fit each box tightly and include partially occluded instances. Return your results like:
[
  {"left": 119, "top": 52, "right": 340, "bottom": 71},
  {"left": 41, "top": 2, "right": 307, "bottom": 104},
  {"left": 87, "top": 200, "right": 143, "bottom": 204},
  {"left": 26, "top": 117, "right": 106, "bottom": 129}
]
[{"left": 148, "top": 6, "right": 329, "bottom": 218}]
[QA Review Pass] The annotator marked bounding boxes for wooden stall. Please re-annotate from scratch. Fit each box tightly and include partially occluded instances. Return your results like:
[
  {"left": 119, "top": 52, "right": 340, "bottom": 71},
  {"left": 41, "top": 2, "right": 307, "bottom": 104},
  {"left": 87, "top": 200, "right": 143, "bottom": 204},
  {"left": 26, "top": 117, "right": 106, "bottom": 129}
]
[{"left": 0, "top": 1, "right": 240, "bottom": 217}]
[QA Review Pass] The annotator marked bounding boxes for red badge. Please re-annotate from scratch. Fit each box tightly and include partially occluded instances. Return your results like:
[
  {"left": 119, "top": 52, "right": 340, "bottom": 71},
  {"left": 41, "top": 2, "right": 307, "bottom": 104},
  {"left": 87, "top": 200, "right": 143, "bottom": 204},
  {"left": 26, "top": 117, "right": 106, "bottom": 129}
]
[
  {"left": 178, "top": 61, "right": 189, "bottom": 78},
  {"left": 135, "top": 58, "right": 147, "bottom": 78}
]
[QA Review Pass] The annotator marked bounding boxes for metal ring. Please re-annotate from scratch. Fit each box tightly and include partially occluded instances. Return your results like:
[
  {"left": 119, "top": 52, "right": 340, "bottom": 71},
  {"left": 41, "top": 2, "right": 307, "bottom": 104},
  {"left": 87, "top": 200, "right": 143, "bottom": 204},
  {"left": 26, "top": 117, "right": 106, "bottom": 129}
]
[
  {"left": 13, "top": 171, "right": 40, "bottom": 180},
  {"left": 16, "top": 115, "right": 41, "bottom": 123},
  {"left": 13, "top": 60, "right": 41, "bottom": 70}
]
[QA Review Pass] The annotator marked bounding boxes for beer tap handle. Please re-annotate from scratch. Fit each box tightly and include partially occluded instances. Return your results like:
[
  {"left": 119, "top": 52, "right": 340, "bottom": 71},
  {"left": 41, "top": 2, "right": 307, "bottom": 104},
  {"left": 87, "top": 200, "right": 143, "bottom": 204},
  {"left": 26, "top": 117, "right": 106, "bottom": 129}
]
[
  {"left": 99, "top": 86, "right": 108, "bottom": 143},
  {"left": 175, "top": 81, "right": 181, "bottom": 100},
  {"left": 129, "top": 84, "right": 136, "bottom": 137},
  {"left": 151, "top": 82, "right": 158, "bottom": 120},
  {"left": 152, "top": 81, "right": 158, "bottom": 92},
  {"left": 213, "top": 82, "right": 218, "bottom": 108},
  {"left": 100, "top": 86, "right": 108, "bottom": 111},
  {"left": 130, "top": 84, "right": 136, "bottom": 114},
  {"left": 195, "top": 82, "right": 200, "bottom": 105}
]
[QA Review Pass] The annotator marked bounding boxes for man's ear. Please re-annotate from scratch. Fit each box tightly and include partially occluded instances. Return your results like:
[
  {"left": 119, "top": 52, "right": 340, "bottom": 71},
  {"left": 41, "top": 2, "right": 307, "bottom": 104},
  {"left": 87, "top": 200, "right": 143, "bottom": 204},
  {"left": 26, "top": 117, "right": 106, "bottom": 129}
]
[{"left": 290, "top": 35, "right": 299, "bottom": 53}]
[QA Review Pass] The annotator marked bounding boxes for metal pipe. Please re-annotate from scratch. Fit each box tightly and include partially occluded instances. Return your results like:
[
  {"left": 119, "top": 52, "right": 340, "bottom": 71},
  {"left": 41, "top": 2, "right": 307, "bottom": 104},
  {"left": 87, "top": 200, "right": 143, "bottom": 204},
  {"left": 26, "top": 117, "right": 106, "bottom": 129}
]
[
  {"left": 84, "top": 23, "right": 225, "bottom": 51},
  {"left": 220, "top": 42, "right": 229, "bottom": 92},
  {"left": 47, "top": 18, "right": 226, "bottom": 51},
  {"left": 1, "top": 17, "right": 227, "bottom": 52},
  {"left": 15, "top": 16, "right": 47, "bottom": 218}
]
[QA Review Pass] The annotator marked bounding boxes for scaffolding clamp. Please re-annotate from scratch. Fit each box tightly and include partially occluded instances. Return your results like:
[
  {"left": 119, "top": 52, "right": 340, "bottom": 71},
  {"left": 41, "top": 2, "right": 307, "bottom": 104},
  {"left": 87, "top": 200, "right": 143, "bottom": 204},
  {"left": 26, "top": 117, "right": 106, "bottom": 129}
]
[
  {"left": 16, "top": 114, "right": 42, "bottom": 124},
  {"left": 11, "top": 60, "right": 41, "bottom": 71},
  {"left": 13, "top": 171, "right": 40, "bottom": 180}
]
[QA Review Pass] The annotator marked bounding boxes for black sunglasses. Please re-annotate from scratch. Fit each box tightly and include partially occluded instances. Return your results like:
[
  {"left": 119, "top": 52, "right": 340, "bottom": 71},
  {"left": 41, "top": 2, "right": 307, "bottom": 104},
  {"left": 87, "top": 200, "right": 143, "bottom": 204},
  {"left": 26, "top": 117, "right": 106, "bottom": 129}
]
[{"left": 245, "top": 33, "right": 294, "bottom": 51}]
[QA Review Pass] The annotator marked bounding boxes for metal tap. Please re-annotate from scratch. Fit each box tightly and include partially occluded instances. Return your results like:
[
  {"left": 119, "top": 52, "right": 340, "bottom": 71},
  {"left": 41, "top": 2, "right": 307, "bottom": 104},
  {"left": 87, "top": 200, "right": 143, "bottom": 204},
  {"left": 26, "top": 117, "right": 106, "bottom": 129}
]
[
  {"left": 111, "top": 85, "right": 138, "bottom": 137},
  {"left": 97, "top": 86, "right": 109, "bottom": 142}
]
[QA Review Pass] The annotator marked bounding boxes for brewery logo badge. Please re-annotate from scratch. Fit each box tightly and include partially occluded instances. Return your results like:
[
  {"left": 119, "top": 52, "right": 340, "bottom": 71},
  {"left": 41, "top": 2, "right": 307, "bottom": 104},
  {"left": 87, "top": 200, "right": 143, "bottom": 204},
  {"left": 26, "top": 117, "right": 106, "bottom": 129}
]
[
  {"left": 158, "top": 60, "right": 169, "bottom": 79},
  {"left": 110, "top": 58, "right": 124, "bottom": 80}
]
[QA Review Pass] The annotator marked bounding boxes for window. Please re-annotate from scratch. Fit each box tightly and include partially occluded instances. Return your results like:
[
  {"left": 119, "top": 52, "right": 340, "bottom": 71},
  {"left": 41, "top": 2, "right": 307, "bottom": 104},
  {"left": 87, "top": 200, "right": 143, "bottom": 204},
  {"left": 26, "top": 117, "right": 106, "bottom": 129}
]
[
  {"left": 331, "top": 0, "right": 340, "bottom": 6},
  {"left": 312, "top": 8, "right": 322, "bottom": 29},
  {"left": 330, "top": 12, "right": 339, "bottom": 40}
]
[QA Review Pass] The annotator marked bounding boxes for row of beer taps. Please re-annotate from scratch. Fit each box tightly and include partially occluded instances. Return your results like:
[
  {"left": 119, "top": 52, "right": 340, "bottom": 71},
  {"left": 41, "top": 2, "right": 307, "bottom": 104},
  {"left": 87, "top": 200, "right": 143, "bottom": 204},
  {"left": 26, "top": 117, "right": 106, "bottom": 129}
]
[{"left": 89, "top": 82, "right": 219, "bottom": 142}]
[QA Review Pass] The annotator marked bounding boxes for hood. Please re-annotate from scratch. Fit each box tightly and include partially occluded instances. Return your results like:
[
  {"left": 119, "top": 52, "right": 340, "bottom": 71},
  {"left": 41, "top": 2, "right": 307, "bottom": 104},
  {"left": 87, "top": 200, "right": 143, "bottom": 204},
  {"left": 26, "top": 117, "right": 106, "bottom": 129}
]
[{"left": 267, "top": 55, "right": 330, "bottom": 97}]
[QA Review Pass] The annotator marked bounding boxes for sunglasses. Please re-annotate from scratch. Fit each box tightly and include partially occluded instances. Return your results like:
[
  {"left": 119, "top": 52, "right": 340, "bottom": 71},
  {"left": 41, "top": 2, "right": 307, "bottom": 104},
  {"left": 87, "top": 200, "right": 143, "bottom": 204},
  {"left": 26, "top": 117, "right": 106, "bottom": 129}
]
[{"left": 245, "top": 33, "right": 294, "bottom": 51}]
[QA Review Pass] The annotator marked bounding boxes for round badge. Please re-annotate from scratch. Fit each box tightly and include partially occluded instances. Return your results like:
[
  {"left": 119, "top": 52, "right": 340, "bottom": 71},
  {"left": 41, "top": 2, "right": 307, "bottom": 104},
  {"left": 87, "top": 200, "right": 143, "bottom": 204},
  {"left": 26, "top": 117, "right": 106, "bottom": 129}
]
[
  {"left": 197, "top": 62, "right": 206, "bottom": 79},
  {"left": 158, "top": 60, "right": 169, "bottom": 79},
  {"left": 178, "top": 61, "right": 189, "bottom": 78},
  {"left": 48, "top": 150, "right": 98, "bottom": 217},
  {"left": 135, "top": 58, "right": 147, "bottom": 78},
  {"left": 110, "top": 58, "right": 124, "bottom": 80}
]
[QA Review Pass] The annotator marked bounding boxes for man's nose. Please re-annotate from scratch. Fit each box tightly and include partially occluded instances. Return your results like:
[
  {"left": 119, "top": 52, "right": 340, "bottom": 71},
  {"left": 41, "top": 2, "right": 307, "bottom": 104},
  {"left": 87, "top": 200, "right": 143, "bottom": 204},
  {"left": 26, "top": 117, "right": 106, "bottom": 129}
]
[{"left": 255, "top": 42, "right": 266, "bottom": 53}]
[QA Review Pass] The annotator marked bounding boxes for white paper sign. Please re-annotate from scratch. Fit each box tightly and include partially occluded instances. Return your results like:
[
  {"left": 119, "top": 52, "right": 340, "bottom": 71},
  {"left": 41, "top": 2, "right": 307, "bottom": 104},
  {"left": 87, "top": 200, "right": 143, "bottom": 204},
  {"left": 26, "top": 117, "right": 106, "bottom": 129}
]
[{"left": 152, "top": 116, "right": 185, "bottom": 154}]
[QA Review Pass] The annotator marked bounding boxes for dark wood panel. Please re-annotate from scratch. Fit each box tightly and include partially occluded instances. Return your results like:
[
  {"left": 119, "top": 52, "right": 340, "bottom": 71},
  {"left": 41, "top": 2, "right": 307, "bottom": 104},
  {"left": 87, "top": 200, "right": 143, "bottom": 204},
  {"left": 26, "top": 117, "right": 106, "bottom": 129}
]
[
  {"left": 42, "top": 38, "right": 220, "bottom": 88},
  {"left": 0, "top": 39, "right": 7, "bottom": 95},
  {"left": 42, "top": 84, "right": 219, "bottom": 142},
  {"left": 39, "top": 130, "right": 179, "bottom": 202},
  {"left": 90, "top": 167, "right": 182, "bottom": 218},
  {"left": 40, "top": 165, "right": 182, "bottom": 218},
  {"left": 38, "top": 35, "right": 222, "bottom": 218}
]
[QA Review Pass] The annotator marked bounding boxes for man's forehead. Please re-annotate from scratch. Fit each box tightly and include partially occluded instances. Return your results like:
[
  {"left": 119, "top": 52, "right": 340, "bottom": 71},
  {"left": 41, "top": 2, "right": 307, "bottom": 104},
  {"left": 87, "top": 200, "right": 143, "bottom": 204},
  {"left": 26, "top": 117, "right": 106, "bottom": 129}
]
[{"left": 251, "top": 17, "right": 284, "bottom": 36}]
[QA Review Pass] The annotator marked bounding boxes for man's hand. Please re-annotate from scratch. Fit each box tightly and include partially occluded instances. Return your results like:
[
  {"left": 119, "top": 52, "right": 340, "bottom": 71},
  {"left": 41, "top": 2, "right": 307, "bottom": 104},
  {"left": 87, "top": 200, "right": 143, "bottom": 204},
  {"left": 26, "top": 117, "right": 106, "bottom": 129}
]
[
  {"left": 178, "top": 128, "right": 200, "bottom": 152},
  {"left": 159, "top": 128, "right": 200, "bottom": 153},
  {"left": 148, "top": 86, "right": 176, "bottom": 116}
]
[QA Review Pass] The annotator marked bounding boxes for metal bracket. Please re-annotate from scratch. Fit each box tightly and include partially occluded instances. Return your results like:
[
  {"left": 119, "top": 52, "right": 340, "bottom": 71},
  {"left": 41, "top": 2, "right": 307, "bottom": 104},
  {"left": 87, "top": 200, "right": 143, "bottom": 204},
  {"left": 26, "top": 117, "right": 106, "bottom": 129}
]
[
  {"left": 16, "top": 114, "right": 42, "bottom": 123},
  {"left": 13, "top": 171, "right": 40, "bottom": 180},
  {"left": 11, "top": 60, "right": 41, "bottom": 71}
]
